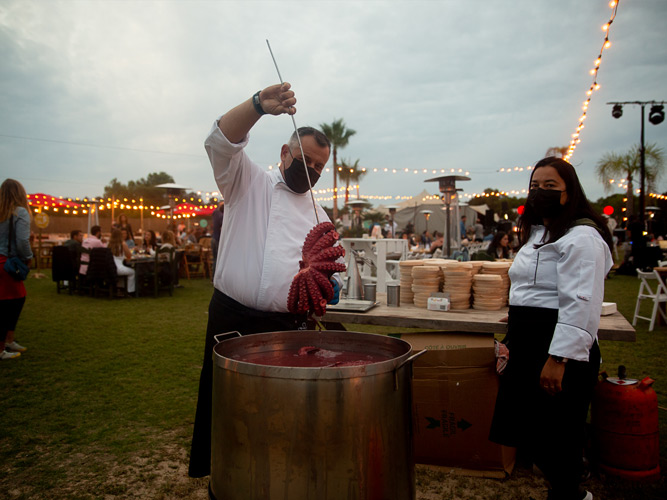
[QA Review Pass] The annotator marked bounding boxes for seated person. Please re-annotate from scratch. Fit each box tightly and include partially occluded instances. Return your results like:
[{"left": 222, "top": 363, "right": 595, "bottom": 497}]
[
  {"left": 108, "top": 229, "right": 135, "bottom": 295},
  {"left": 428, "top": 231, "right": 444, "bottom": 254},
  {"left": 79, "top": 225, "right": 106, "bottom": 275},
  {"left": 160, "top": 230, "right": 178, "bottom": 249},
  {"left": 487, "top": 231, "right": 511, "bottom": 260},
  {"left": 64, "top": 229, "right": 84, "bottom": 258},
  {"left": 122, "top": 228, "right": 135, "bottom": 249},
  {"left": 140, "top": 229, "right": 157, "bottom": 256}
]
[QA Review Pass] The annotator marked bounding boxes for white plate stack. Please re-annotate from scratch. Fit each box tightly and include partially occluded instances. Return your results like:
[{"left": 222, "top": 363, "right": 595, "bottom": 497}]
[
  {"left": 398, "top": 260, "right": 424, "bottom": 305},
  {"left": 411, "top": 265, "right": 442, "bottom": 308},
  {"left": 471, "top": 274, "right": 505, "bottom": 310},
  {"left": 441, "top": 263, "right": 473, "bottom": 310}
]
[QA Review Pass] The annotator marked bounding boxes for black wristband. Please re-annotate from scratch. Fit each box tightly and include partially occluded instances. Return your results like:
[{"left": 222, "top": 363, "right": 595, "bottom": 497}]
[{"left": 252, "top": 91, "right": 266, "bottom": 116}]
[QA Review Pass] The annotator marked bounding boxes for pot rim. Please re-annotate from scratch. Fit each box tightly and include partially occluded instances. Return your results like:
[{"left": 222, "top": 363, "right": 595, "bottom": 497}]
[{"left": 213, "top": 330, "right": 414, "bottom": 380}]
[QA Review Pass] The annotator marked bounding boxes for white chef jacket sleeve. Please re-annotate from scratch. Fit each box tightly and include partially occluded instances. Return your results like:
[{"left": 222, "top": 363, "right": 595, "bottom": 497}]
[
  {"left": 204, "top": 118, "right": 259, "bottom": 205},
  {"left": 550, "top": 228, "right": 611, "bottom": 361}
]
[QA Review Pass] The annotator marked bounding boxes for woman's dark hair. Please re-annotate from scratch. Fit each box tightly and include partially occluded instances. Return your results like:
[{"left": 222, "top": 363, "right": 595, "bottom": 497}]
[
  {"left": 488, "top": 231, "right": 510, "bottom": 259},
  {"left": 143, "top": 229, "right": 157, "bottom": 250},
  {"left": 518, "top": 157, "right": 613, "bottom": 252}
]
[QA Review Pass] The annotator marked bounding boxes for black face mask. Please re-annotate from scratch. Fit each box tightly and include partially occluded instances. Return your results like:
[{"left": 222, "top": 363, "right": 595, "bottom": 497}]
[
  {"left": 284, "top": 155, "right": 320, "bottom": 194},
  {"left": 527, "top": 188, "right": 565, "bottom": 219}
]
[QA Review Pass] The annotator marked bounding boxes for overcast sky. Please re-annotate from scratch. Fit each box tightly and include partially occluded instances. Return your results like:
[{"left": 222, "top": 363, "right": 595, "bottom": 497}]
[{"left": 1, "top": 0, "right": 666, "bottom": 208}]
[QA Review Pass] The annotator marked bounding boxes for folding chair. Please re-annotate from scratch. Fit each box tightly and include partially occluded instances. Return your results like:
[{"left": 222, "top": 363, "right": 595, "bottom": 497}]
[
  {"left": 154, "top": 246, "right": 176, "bottom": 297},
  {"left": 632, "top": 269, "right": 667, "bottom": 331},
  {"left": 184, "top": 244, "right": 206, "bottom": 279}
]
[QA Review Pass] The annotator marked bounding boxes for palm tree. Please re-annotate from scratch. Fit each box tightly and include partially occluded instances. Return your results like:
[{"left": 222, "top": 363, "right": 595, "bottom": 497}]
[
  {"left": 338, "top": 159, "right": 367, "bottom": 203},
  {"left": 320, "top": 119, "right": 356, "bottom": 221},
  {"left": 544, "top": 146, "right": 569, "bottom": 158},
  {"left": 596, "top": 143, "right": 664, "bottom": 217}
]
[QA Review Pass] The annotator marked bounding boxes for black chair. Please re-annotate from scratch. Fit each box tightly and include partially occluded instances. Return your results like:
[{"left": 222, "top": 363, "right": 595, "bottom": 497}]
[
  {"left": 52, "top": 246, "right": 78, "bottom": 294},
  {"left": 76, "top": 247, "right": 91, "bottom": 295},
  {"left": 86, "top": 248, "right": 126, "bottom": 299},
  {"left": 154, "top": 246, "right": 176, "bottom": 297}
]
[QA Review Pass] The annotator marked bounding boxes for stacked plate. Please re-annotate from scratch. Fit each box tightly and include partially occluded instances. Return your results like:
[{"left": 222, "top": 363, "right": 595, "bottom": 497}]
[
  {"left": 398, "top": 260, "right": 424, "bottom": 305},
  {"left": 480, "top": 261, "right": 511, "bottom": 304},
  {"left": 472, "top": 274, "right": 505, "bottom": 310},
  {"left": 441, "top": 263, "right": 473, "bottom": 310},
  {"left": 411, "top": 265, "right": 442, "bottom": 308},
  {"left": 469, "top": 261, "right": 485, "bottom": 276}
]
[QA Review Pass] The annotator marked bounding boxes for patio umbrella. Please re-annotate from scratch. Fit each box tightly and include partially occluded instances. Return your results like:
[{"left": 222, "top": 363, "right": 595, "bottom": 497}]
[
  {"left": 155, "top": 202, "right": 201, "bottom": 217},
  {"left": 28, "top": 193, "right": 81, "bottom": 210},
  {"left": 195, "top": 205, "right": 217, "bottom": 216}
]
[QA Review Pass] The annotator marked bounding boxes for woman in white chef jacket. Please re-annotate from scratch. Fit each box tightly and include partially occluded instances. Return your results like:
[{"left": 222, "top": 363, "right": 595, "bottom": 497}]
[{"left": 490, "top": 157, "right": 613, "bottom": 500}]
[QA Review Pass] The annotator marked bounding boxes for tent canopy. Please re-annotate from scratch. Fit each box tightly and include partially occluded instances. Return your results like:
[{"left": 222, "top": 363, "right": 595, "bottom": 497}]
[{"left": 28, "top": 193, "right": 81, "bottom": 209}]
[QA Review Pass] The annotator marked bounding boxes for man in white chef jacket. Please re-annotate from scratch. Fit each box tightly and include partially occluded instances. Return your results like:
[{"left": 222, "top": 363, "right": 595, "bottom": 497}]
[{"left": 189, "top": 82, "right": 341, "bottom": 478}]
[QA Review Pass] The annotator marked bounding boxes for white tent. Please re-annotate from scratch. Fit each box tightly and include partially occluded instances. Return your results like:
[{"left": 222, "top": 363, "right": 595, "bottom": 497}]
[{"left": 384, "top": 192, "right": 495, "bottom": 255}]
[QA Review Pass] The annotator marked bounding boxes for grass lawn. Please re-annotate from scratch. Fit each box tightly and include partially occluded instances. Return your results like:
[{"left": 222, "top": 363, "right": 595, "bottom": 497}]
[{"left": 0, "top": 271, "right": 665, "bottom": 499}]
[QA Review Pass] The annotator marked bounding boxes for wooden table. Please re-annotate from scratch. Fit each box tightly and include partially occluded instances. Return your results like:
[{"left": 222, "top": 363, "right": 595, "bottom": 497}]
[
  {"left": 322, "top": 293, "right": 636, "bottom": 342},
  {"left": 125, "top": 256, "right": 155, "bottom": 297}
]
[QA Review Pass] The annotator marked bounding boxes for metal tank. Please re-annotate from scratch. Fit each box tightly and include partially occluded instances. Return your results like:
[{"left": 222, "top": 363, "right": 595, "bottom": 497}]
[{"left": 210, "top": 330, "right": 422, "bottom": 500}]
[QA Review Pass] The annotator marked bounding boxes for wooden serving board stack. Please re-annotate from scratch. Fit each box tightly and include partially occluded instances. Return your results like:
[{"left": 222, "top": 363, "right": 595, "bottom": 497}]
[
  {"left": 411, "top": 265, "right": 443, "bottom": 308},
  {"left": 398, "top": 260, "right": 425, "bottom": 305},
  {"left": 441, "top": 261, "right": 473, "bottom": 310},
  {"left": 472, "top": 261, "right": 512, "bottom": 310}
]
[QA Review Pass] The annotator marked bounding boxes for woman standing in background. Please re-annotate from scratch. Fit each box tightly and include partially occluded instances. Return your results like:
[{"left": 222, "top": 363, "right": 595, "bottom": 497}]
[{"left": 0, "top": 179, "right": 33, "bottom": 360}]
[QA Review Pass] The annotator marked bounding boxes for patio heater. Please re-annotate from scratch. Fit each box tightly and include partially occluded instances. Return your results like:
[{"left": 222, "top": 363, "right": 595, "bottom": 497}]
[
  {"left": 425, "top": 175, "right": 470, "bottom": 257},
  {"left": 420, "top": 210, "right": 433, "bottom": 233},
  {"left": 346, "top": 198, "right": 368, "bottom": 231}
]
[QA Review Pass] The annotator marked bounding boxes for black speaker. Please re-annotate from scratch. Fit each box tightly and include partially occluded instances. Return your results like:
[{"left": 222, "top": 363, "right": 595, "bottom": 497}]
[{"left": 484, "top": 209, "right": 495, "bottom": 227}]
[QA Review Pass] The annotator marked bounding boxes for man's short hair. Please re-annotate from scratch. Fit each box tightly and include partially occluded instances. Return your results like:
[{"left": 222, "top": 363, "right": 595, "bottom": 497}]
[
  {"left": 288, "top": 127, "right": 331, "bottom": 151},
  {"left": 70, "top": 229, "right": 82, "bottom": 239},
  {"left": 91, "top": 225, "right": 101, "bottom": 236}
]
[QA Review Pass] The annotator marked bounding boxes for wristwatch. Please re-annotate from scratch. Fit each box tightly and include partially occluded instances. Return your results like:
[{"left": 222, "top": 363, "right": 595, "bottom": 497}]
[
  {"left": 551, "top": 355, "right": 568, "bottom": 364},
  {"left": 252, "top": 91, "right": 266, "bottom": 116}
]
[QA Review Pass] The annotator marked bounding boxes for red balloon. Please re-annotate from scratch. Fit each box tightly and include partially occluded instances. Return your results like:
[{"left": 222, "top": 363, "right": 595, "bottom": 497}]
[
  {"left": 603, "top": 205, "right": 614, "bottom": 216},
  {"left": 517, "top": 205, "right": 525, "bottom": 215}
]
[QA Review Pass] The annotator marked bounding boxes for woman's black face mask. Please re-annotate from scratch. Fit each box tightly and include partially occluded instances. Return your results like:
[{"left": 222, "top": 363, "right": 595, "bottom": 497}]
[
  {"left": 527, "top": 188, "right": 565, "bottom": 219},
  {"left": 284, "top": 152, "right": 320, "bottom": 194}
]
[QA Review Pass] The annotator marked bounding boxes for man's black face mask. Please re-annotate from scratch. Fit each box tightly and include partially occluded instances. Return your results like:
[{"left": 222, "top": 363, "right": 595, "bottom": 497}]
[{"left": 284, "top": 152, "right": 320, "bottom": 194}]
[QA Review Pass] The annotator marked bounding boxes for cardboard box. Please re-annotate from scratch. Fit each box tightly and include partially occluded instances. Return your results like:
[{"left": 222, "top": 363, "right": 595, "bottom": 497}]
[{"left": 391, "top": 332, "right": 516, "bottom": 478}]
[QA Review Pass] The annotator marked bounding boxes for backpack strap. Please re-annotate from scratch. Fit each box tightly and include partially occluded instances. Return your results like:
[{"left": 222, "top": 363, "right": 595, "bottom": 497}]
[{"left": 571, "top": 217, "right": 606, "bottom": 239}]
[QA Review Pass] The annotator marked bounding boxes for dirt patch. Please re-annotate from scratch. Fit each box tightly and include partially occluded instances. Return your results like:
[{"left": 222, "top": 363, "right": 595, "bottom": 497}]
[{"left": 3, "top": 438, "right": 664, "bottom": 499}]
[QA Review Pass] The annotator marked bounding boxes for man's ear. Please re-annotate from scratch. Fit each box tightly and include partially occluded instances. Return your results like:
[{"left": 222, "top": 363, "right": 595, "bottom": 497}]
[{"left": 280, "top": 144, "right": 290, "bottom": 166}]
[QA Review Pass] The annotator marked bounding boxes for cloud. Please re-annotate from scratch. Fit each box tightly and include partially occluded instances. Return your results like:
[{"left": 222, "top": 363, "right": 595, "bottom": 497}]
[{"left": 0, "top": 0, "right": 665, "bottom": 205}]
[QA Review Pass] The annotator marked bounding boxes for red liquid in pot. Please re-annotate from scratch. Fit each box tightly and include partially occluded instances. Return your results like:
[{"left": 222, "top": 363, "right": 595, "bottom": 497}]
[{"left": 232, "top": 346, "right": 392, "bottom": 367}]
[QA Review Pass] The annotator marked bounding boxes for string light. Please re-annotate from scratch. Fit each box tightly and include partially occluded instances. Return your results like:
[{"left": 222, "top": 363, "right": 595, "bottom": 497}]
[{"left": 564, "top": 0, "right": 620, "bottom": 161}]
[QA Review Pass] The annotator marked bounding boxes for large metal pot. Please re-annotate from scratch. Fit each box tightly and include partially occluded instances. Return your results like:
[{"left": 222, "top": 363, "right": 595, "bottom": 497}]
[{"left": 210, "top": 330, "right": 421, "bottom": 500}]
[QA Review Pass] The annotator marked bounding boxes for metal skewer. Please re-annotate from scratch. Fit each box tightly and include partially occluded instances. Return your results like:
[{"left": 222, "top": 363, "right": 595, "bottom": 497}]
[{"left": 266, "top": 39, "right": 320, "bottom": 224}]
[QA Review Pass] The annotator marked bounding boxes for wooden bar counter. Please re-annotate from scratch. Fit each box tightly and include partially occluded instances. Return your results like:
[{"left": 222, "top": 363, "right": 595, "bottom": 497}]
[{"left": 323, "top": 293, "right": 635, "bottom": 342}]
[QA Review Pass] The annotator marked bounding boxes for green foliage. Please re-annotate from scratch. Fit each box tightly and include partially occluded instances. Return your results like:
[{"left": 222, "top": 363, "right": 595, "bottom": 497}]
[
  {"left": 468, "top": 189, "right": 525, "bottom": 221},
  {"left": 338, "top": 158, "right": 367, "bottom": 202},
  {"left": 103, "top": 172, "right": 176, "bottom": 205},
  {"left": 596, "top": 143, "right": 665, "bottom": 217},
  {"left": 320, "top": 118, "right": 357, "bottom": 217}
]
